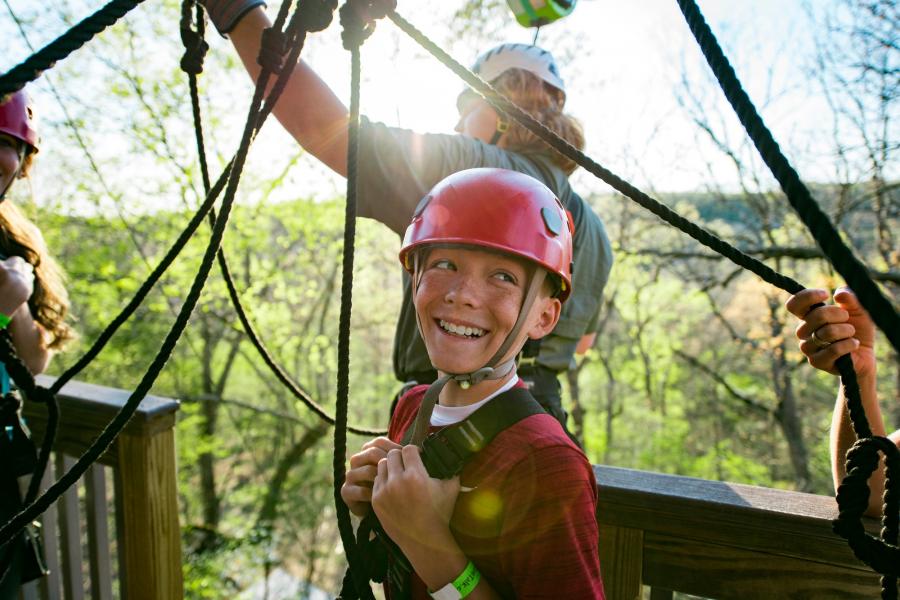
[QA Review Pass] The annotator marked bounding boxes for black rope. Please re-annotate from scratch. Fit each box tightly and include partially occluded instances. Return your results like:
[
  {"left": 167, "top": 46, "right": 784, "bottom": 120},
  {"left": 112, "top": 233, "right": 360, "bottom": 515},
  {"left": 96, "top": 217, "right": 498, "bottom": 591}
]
[
  {"left": 0, "top": 0, "right": 314, "bottom": 548},
  {"left": 0, "top": 0, "right": 147, "bottom": 99},
  {"left": 675, "top": 1, "right": 899, "bottom": 592},
  {"left": 178, "top": 0, "right": 382, "bottom": 436},
  {"left": 334, "top": 2, "right": 376, "bottom": 598},
  {"left": 674, "top": 0, "right": 899, "bottom": 354}
]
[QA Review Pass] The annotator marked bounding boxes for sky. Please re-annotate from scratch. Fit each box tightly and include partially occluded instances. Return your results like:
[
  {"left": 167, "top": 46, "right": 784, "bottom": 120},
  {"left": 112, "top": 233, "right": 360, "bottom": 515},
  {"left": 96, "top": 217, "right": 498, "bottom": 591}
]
[{"left": 2, "top": 0, "right": 889, "bottom": 211}]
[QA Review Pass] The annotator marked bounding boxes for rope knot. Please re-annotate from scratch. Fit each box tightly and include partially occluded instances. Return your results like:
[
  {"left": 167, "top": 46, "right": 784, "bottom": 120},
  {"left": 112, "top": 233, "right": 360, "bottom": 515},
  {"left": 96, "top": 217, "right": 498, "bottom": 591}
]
[
  {"left": 339, "top": 0, "right": 378, "bottom": 50},
  {"left": 180, "top": 29, "right": 209, "bottom": 75},
  {"left": 298, "top": 0, "right": 339, "bottom": 33},
  {"left": 832, "top": 436, "right": 900, "bottom": 577},
  {"left": 179, "top": 0, "right": 208, "bottom": 74},
  {"left": 257, "top": 27, "right": 288, "bottom": 73}
]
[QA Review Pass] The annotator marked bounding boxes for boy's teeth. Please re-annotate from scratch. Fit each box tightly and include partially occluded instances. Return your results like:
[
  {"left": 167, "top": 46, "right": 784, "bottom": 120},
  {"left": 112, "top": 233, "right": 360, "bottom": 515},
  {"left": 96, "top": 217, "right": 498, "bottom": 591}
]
[{"left": 440, "top": 320, "right": 484, "bottom": 337}]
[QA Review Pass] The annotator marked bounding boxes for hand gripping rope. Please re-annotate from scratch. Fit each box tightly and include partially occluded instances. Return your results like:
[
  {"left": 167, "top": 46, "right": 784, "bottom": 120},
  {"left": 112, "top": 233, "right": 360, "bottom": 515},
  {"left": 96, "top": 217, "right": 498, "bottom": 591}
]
[{"left": 0, "top": 0, "right": 333, "bottom": 557}]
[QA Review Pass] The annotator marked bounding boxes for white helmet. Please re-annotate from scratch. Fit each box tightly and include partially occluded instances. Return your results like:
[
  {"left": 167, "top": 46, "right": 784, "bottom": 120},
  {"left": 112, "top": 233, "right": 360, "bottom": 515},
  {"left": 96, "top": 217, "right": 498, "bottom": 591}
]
[{"left": 471, "top": 43, "right": 565, "bottom": 97}]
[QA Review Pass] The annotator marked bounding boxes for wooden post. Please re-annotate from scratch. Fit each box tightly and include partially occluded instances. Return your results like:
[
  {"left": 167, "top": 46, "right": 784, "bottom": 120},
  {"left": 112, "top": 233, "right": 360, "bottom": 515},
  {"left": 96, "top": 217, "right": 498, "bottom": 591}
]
[
  {"left": 115, "top": 429, "right": 183, "bottom": 599},
  {"left": 24, "top": 378, "right": 182, "bottom": 599},
  {"left": 597, "top": 523, "right": 643, "bottom": 600}
]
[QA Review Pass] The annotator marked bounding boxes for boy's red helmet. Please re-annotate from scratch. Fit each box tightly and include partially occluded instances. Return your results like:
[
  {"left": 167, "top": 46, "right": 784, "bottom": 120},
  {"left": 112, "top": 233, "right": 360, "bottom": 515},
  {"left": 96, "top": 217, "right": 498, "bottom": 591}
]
[
  {"left": 399, "top": 168, "right": 573, "bottom": 301},
  {"left": 0, "top": 91, "right": 39, "bottom": 153}
]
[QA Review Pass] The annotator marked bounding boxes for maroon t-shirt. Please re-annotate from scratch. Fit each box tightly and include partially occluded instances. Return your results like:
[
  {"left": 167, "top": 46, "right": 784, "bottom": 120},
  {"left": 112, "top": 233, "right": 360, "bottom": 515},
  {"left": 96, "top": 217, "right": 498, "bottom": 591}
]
[{"left": 386, "top": 384, "right": 605, "bottom": 599}]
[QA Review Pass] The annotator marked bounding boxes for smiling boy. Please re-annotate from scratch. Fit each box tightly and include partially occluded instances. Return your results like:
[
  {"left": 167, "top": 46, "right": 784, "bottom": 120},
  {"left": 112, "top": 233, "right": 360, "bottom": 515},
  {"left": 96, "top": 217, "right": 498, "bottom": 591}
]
[{"left": 342, "top": 168, "right": 605, "bottom": 600}]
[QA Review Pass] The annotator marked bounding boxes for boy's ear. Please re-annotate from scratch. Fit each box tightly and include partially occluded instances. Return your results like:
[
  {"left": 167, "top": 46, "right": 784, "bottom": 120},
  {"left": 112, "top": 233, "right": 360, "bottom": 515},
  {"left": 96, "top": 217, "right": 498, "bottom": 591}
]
[{"left": 527, "top": 296, "right": 562, "bottom": 340}]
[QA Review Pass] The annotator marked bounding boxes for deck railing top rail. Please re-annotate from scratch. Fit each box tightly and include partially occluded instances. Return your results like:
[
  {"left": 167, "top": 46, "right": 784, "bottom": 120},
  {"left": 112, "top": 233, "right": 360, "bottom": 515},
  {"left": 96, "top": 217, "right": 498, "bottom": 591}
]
[{"left": 594, "top": 464, "right": 882, "bottom": 599}]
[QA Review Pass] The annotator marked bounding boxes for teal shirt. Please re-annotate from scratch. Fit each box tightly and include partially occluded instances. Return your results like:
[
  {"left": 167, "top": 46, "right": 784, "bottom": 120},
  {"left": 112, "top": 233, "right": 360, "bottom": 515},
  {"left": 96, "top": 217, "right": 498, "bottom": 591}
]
[{"left": 357, "top": 120, "right": 614, "bottom": 379}]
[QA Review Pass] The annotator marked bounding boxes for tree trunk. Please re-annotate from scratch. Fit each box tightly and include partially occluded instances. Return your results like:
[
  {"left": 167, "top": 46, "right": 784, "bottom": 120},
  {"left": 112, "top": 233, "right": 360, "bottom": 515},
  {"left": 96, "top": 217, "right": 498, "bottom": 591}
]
[{"left": 768, "top": 301, "right": 811, "bottom": 492}]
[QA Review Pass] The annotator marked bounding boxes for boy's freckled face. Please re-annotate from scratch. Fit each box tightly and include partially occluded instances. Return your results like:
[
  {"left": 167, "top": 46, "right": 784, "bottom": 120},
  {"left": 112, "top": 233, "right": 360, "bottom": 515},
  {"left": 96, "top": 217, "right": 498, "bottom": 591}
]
[{"left": 414, "top": 246, "right": 528, "bottom": 375}]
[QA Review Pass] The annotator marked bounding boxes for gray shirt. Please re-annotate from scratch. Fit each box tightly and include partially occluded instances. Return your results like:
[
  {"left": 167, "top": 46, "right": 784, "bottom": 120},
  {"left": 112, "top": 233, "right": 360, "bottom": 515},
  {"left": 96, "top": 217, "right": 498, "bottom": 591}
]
[{"left": 357, "top": 119, "right": 613, "bottom": 379}]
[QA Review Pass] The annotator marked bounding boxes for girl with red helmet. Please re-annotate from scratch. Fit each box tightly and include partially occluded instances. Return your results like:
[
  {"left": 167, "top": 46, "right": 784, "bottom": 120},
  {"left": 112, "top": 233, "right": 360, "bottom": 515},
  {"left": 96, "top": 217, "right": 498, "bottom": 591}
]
[
  {"left": 341, "top": 169, "right": 605, "bottom": 599},
  {"left": 200, "top": 1, "right": 614, "bottom": 435},
  {"left": 0, "top": 90, "right": 73, "bottom": 594},
  {"left": 0, "top": 90, "right": 73, "bottom": 375}
]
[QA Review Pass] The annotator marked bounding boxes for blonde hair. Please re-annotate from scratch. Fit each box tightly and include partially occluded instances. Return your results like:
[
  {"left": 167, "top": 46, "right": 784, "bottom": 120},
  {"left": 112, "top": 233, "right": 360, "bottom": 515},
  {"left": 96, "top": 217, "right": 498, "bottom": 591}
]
[
  {"left": 492, "top": 68, "right": 585, "bottom": 175},
  {"left": 0, "top": 197, "right": 74, "bottom": 350}
]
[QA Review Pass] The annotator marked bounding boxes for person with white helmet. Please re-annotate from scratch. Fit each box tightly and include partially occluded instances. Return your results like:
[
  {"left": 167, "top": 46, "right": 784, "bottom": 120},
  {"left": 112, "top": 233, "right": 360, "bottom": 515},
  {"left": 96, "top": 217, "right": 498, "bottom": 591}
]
[
  {"left": 341, "top": 169, "right": 605, "bottom": 599},
  {"left": 0, "top": 89, "right": 74, "bottom": 595},
  {"left": 200, "top": 1, "right": 614, "bottom": 437}
]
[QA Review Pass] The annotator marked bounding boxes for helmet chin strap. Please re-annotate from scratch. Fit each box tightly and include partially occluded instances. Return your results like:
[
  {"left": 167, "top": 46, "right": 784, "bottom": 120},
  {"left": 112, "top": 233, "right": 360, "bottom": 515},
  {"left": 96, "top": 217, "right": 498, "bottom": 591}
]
[
  {"left": 488, "top": 115, "right": 510, "bottom": 146},
  {"left": 408, "top": 253, "right": 546, "bottom": 447}
]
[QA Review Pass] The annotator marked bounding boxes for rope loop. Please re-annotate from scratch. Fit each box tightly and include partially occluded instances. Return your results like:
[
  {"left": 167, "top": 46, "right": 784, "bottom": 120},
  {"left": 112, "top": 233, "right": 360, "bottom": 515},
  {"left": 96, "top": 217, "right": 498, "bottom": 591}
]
[
  {"left": 257, "top": 27, "right": 288, "bottom": 73},
  {"left": 299, "top": 0, "right": 339, "bottom": 33},
  {"left": 339, "top": 0, "right": 376, "bottom": 50},
  {"left": 833, "top": 436, "right": 900, "bottom": 578}
]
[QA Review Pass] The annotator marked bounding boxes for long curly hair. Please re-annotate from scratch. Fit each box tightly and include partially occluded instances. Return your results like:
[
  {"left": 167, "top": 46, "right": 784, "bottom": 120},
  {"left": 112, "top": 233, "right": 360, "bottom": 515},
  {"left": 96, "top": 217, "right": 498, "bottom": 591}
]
[
  {"left": 1, "top": 157, "right": 74, "bottom": 350},
  {"left": 491, "top": 68, "right": 585, "bottom": 175}
]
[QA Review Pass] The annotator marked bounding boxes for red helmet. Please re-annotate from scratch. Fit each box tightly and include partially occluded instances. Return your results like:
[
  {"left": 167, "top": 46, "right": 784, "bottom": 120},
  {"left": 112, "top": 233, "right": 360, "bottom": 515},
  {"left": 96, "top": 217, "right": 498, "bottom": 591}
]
[
  {"left": 0, "top": 91, "right": 39, "bottom": 154},
  {"left": 399, "top": 168, "right": 573, "bottom": 301}
]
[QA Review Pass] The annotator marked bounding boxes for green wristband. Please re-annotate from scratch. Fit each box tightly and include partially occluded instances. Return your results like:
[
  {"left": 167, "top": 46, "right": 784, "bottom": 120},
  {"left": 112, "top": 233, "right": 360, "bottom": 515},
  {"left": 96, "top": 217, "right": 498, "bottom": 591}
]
[
  {"left": 452, "top": 561, "right": 480, "bottom": 598},
  {"left": 0, "top": 312, "right": 11, "bottom": 329}
]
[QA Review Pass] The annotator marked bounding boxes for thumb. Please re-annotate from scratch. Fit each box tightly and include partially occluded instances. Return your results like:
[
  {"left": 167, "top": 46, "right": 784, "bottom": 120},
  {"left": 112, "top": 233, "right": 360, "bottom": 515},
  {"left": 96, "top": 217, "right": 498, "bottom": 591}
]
[{"left": 833, "top": 287, "right": 864, "bottom": 314}]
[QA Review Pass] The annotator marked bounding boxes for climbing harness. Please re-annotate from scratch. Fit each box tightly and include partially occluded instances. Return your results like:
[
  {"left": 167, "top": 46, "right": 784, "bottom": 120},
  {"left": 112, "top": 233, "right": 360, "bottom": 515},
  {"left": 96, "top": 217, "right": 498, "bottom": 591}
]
[
  {"left": 505, "top": 0, "right": 576, "bottom": 29},
  {"left": 339, "top": 387, "right": 546, "bottom": 599}
]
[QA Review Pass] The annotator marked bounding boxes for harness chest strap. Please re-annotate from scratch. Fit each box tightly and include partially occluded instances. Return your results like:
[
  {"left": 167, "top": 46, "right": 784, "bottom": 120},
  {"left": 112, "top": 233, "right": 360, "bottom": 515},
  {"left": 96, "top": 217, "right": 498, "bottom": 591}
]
[{"left": 404, "top": 387, "right": 545, "bottom": 479}]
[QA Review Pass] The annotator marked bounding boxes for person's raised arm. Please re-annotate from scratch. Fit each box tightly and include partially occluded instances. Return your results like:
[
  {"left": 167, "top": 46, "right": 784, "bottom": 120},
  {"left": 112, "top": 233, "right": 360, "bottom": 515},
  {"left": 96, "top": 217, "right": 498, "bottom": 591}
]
[
  {"left": 203, "top": 1, "right": 354, "bottom": 175},
  {"left": 786, "top": 287, "right": 898, "bottom": 516}
]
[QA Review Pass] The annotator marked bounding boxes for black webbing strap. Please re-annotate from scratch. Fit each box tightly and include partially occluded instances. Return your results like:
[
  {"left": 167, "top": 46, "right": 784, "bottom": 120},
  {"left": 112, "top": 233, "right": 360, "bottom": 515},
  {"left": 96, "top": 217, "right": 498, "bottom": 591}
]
[{"left": 411, "top": 387, "right": 545, "bottom": 479}]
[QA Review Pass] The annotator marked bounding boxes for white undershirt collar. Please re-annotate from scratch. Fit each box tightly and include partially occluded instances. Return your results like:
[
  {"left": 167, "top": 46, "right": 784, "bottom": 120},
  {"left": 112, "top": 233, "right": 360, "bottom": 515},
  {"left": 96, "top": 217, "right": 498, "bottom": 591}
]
[{"left": 429, "top": 375, "right": 519, "bottom": 427}]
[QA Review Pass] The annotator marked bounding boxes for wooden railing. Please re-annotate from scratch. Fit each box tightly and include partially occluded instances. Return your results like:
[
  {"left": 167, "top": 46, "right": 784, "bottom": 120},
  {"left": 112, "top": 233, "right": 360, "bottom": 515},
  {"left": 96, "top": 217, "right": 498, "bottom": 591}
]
[
  {"left": 10, "top": 377, "right": 885, "bottom": 599},
  {"left": 18, "top": 376, "right": 182, "bottom": 600},
  {"left": 595, "top": 465, "right": 882, "bottom": 599}
]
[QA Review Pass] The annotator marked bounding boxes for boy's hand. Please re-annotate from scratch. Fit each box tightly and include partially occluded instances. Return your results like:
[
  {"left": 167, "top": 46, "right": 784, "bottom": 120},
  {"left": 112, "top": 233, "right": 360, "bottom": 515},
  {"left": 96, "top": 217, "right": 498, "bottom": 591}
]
[
  {"left": 372, "top": 445, "right": 460, "bottom": 552},
  {"left": 0, "top": 256, "right": 34, "bottom": 318},
  {"left": 341, "top": 437, "right": 401, "bottom": 516},
  {"left": 786, "top": 287, "right": 876, "bottom": 379}
]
